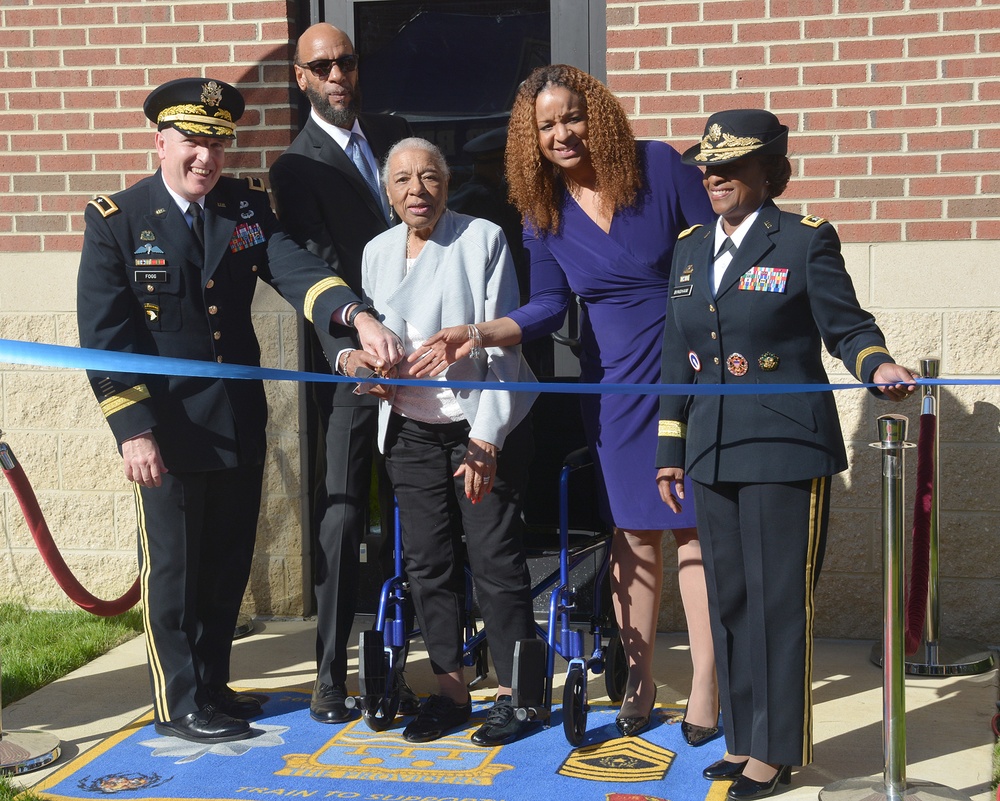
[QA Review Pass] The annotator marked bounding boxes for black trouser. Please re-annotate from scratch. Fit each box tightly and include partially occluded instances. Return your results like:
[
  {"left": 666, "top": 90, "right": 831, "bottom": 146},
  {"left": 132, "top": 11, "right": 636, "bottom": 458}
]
[
  {"left": 135, "top": 463, "right": 263, "bottom": 723},
  {"left": 693, "top": 476, "right": 830, "bottom": 767},
  {"left": 384, "top": 414, "right": 534, "bottom": 684}
]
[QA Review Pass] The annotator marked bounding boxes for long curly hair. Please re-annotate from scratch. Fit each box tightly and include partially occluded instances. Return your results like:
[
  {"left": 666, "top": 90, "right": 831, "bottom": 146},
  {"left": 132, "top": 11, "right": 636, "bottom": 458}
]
[{"left": 505, "top": 65, "right": 640, "bottom": 236}]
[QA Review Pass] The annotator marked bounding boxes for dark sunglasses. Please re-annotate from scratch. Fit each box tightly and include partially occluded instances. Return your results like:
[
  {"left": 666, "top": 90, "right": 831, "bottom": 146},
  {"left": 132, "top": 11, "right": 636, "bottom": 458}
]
[{"left": 297, "top": 55, "right": 359, "bottom": 80}]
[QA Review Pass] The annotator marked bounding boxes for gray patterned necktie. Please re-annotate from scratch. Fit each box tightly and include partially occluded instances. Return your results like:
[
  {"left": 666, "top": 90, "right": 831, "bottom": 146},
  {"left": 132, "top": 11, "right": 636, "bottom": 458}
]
[{"left": 347, "top": 132, "right": 388, "bottom": 222}]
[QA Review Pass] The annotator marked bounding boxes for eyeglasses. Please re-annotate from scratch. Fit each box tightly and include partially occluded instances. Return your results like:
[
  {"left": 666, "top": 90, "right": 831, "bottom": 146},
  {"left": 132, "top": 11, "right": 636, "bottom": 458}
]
[{"left": 296, "top": 55, "right": 359, "bottom": 80}]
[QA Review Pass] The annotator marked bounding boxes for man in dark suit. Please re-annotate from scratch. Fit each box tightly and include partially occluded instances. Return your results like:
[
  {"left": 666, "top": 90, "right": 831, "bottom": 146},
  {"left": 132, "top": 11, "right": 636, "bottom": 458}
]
[
  {"left": 78, "top": 77, "right": 400, "bottom": 744},
  {"left": 269, "top": 23, "right": 413, "bottom": 724}
]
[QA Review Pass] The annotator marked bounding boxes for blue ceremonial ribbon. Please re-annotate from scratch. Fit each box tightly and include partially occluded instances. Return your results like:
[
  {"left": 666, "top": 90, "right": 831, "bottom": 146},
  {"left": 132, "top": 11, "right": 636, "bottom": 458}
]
[{"left": 0, "top": 337, "right": 957, "bottom": 396}]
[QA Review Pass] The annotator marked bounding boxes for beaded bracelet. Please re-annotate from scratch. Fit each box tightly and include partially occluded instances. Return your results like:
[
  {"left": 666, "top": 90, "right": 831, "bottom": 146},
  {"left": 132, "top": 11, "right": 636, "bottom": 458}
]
[{"left": 338, "top": 350, "right": 353, "bottom": 376}]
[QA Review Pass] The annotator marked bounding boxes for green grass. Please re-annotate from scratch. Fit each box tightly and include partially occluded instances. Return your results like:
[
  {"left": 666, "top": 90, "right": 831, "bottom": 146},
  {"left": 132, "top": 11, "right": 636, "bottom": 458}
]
[
  {"left": 0, "top": 603, "right": 143, "bottom": 708},
  {"left": 0, "top": 775, "right": 45, "bottom": 800}
]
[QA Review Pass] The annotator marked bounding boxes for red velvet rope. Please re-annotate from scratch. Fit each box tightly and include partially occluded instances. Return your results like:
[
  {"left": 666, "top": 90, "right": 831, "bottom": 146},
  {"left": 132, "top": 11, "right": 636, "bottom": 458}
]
[
  {"left": 904, "top": 413, "right": 935, "bottom": 656},
  {"left": 1, "top": 445, "right": 140, "bottom": 617}
]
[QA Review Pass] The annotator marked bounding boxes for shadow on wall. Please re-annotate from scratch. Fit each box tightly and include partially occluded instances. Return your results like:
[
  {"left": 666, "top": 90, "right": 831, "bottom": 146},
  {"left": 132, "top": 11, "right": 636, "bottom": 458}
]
[{"left": 818, "top": 381, "right": 1000, "bottom": 644}]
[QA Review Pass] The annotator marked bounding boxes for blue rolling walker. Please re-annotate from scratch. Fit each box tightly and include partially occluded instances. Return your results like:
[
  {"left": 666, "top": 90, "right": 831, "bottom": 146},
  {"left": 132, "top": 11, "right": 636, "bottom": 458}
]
[{"left": 356, "top": 442, "right": 626, "bottom": 746}]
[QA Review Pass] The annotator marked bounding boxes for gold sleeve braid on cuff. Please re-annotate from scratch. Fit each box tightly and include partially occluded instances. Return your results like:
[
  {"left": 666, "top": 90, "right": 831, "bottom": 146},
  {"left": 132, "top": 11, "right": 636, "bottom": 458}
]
[
  {"left": 303, "top": 276, "right": 349, "bottom": 323},
  {"left": 99, "top": 384, "right": 151, "bottom": 418},
  {"left": 855, "top": 346, "right": 891, "bottom": 379},
  {"left": 658, "top": 420, "right": 687, "bottom": 438}
]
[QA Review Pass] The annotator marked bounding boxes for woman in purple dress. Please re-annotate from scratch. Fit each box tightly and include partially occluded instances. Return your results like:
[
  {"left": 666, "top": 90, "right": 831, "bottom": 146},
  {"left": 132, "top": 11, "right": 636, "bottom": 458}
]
[{"left": 411, "top": 65, "right": 718, "bottom": 742}]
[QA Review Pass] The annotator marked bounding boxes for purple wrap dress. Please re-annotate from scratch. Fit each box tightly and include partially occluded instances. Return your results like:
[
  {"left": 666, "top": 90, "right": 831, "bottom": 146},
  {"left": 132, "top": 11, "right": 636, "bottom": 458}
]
[{"left": 509, "top": 140, "right": 713, "bottom": 530}]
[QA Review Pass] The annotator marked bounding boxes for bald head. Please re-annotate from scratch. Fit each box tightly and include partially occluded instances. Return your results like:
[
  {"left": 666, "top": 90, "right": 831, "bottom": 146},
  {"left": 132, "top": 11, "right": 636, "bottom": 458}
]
[
  {"left": 294, "top": 22, "right": 353, "bottom": 64},
  {"left": 294, "top": 23, "right": 361, "bottom": 129}
]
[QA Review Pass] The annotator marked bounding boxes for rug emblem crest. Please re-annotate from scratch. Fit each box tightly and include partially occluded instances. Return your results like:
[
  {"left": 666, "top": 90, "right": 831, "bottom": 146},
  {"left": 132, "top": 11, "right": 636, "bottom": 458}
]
[
  {"left": 558, "top": 738, "right": 675, "bottom": 782},
  {"left": 276, "top": 718, "right": 513, "bottom": 785}
]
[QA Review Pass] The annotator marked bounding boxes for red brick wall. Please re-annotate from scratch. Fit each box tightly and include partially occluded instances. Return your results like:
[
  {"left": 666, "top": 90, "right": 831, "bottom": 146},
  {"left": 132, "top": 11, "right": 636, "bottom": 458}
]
[
  {"left": 606, "top": 1, "right": 1000, "bottom": 243},
  {"left": 0, "top": 0, "right": 301, "bottom": 256}
]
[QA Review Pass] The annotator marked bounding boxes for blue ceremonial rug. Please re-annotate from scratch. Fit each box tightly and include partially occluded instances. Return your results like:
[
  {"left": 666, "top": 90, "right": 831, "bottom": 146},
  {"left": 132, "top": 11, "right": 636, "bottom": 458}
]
[{"left": 31, "top": 690, "right": 729, "bottom": 801}]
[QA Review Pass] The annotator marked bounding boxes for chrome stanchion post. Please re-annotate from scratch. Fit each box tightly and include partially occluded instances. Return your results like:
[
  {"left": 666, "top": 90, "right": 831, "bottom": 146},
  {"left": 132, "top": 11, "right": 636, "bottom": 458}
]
[
  {"left": 902, "top": 358, "right": 994, "bottom": 676},
  {"left": 820, "top": 415, "right": 970, "bottom": 801},
  {"left": 881, "top": 414, "right": 908, "bottom": 799}
]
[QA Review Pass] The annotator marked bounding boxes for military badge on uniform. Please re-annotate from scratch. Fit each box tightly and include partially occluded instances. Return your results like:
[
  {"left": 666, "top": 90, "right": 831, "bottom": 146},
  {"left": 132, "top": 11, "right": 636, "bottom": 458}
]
[
  {"left": 689, "top": 351, "right": 701, "bottom": 372},
  {"left": 727, "top": 353, "right": 749, "bottom": 376},
  {"left": 140, "top": 230, "right": 156, "bottom": 241},
  {"left": 88, "top": 195, "right": 120, "bottom": 218},
  {"left": 241, "top": 210, "right": 255, "bottom": 220},
  {"left": 758, "top": 352, "right": 780, "bottom": 371},
  {"left": 144, "top": 303, "right": 160, "bottom": 322},
  {"left": 801, "top": 214, "right": 828, "bottom": 228},
  {"left": 739, "top": 265, "right": 788, "bottom": 293},
  {"left": 229, "top": 221, "right": 265, "bottom": 253}
]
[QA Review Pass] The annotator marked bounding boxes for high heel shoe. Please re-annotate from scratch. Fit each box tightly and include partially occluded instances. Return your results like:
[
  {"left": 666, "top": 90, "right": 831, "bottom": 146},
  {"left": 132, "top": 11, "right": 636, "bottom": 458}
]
[
  {"left": 703, "top": 758, "right": 747, "bottom": 781},
  {"left": 726, "top": 765, "right": 791, "bottom": 800},
  {"left": 681, "top": 703, "right": 721, "bottom": 746},
  {"left": 615, "top": 687, "right": 656, "bottom": 737}
]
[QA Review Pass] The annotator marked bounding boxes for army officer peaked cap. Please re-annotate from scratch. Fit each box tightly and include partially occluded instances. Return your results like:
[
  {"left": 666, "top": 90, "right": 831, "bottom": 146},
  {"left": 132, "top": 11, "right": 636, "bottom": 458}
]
[
  {"left": 144, "top": 77, "right": 245, "bottom": 140},
  {"left": 682, "top": 108, "right": 789, "bottom": 166}
]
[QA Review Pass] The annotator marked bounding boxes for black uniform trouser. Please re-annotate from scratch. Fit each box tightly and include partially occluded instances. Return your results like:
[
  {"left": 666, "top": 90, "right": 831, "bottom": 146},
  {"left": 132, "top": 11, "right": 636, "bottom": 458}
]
[
  {"left": 312, "top": 402, "right": 395, "bottom": 685},
  {"left": 692, "top": 476, "right": 830, "bottom": 767},
  {"left": 384, "top": 414, "right": 535, "bottom": 685},
  {"left": 135, "top": 462, "right": 263, "bottom": 723}
]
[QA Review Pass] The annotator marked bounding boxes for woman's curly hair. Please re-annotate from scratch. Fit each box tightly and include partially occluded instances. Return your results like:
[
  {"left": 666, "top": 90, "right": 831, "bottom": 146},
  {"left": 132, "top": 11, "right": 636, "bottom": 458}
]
[{"left": 505, "top": 65, "right": 640, "bottom": 236}]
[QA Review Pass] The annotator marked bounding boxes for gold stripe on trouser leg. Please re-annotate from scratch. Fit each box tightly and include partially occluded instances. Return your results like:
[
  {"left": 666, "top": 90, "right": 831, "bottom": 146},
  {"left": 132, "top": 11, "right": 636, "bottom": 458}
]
[
  {"left": 134, "top": 484, "right": 170, "bottom": 721},
  {"left": 801, "top": 475, "right": 826, "bottom": 765}
]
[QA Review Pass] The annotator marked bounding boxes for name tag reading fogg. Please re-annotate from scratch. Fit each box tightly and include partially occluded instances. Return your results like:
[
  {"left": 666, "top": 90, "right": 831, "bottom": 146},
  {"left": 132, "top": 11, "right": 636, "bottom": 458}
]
[
  {"left": 739, "top": 265, "right": 789, "bottom": 293},
  {"left": 134, "top": 270, "right": 168, "bottom": 283}
]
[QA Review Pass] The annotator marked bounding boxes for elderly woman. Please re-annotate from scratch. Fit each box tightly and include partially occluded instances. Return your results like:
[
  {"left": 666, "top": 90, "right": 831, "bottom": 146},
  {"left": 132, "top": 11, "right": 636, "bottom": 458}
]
[
  {"left": 656, "top": 109, "right": 915, "bottom": 798},
  {"left": 354, "top": 137, "right": 537, "bottom": 747},
  {"left": 410, "top": 65, "right": 718, "bottom": 743}
]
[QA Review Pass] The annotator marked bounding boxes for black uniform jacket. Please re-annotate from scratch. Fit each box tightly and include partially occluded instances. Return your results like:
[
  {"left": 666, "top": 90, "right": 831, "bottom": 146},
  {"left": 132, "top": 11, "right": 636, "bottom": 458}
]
[
  {"left": 268, "top": 113, "right": 412, "bottom": 407},
  {"left": 77, "top": 171, "right": 358, "bottom": 472},
  {"left": 656, "top": 199, "right": 894, "bottom": 485}
]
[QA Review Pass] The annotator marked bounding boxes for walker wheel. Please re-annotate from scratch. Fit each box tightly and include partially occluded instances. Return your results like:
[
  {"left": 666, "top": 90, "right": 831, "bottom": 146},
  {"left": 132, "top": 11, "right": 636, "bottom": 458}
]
[
  {"left": 604, "top": 631, "right": 627, "bottom": 704},
  {"left": 562, "top": 665, "right": 588, "bottom": 746}
]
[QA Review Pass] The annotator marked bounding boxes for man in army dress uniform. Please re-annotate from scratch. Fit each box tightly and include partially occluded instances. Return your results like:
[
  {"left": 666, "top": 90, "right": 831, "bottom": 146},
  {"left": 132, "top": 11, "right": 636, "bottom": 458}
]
[{"left": 77, "top": 78, "right": 401, "bottom": 743}]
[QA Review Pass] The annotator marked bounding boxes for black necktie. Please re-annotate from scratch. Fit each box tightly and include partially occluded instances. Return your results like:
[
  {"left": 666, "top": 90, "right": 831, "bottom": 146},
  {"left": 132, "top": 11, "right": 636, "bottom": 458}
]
[
  {"left": 716, "top": 236, "right": 736, "bottom": 259},
  {"left": 188, "top": 202, "right": 205, "bottom": 251}
]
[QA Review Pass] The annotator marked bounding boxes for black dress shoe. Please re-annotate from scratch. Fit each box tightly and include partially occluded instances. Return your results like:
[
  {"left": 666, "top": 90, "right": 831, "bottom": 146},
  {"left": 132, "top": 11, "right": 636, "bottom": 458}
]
[
  {"left": 402, "top": 694, "right": 472, "bottom": 743},
  {"left": 310, "top": 681, "right": 354, "bottom": 723},
  {"left": 727, "top": 765, "right": 791, "bottom": 800},
  {"left": 397, "top": 675, "right": 421, "bottom": 717},
  {"left": 205, "top": 685, "right": 263, "bottom": 719},
  {"left": 703, "top": 758, "right": 748, "bottom": 780},
  {"left": 471, "top": 696, "right": 534, "bottom": 747},
  {"left": 154, "top": 705, "right": 251, "bottom": 743},
  {"left": 615, "top": 687, "right": 656, "bottom": 737},
  {"left": 682, "top": 717, "right": 721, "bottom": 746}
]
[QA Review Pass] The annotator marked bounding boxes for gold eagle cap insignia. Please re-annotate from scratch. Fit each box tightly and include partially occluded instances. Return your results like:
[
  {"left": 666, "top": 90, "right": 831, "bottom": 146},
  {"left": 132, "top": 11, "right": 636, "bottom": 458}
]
[{"left": 201, "top": 81, "right": 224, "bottom": 108}]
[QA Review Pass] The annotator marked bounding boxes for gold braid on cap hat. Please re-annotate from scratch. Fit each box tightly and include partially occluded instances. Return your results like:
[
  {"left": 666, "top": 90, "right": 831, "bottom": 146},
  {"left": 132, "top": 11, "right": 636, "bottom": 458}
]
[
  {"left": 157, "top": 84, "right": 235, "bottom": 135},
  {"left": 694, "top": 123, "right": 763, "bottom": 163}
]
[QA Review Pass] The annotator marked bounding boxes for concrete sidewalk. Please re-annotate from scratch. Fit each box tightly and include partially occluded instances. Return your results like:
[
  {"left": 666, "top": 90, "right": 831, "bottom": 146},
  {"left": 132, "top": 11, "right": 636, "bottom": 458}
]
[{"left": 2, "top": 617, "right": 996, "bottom": 799}]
